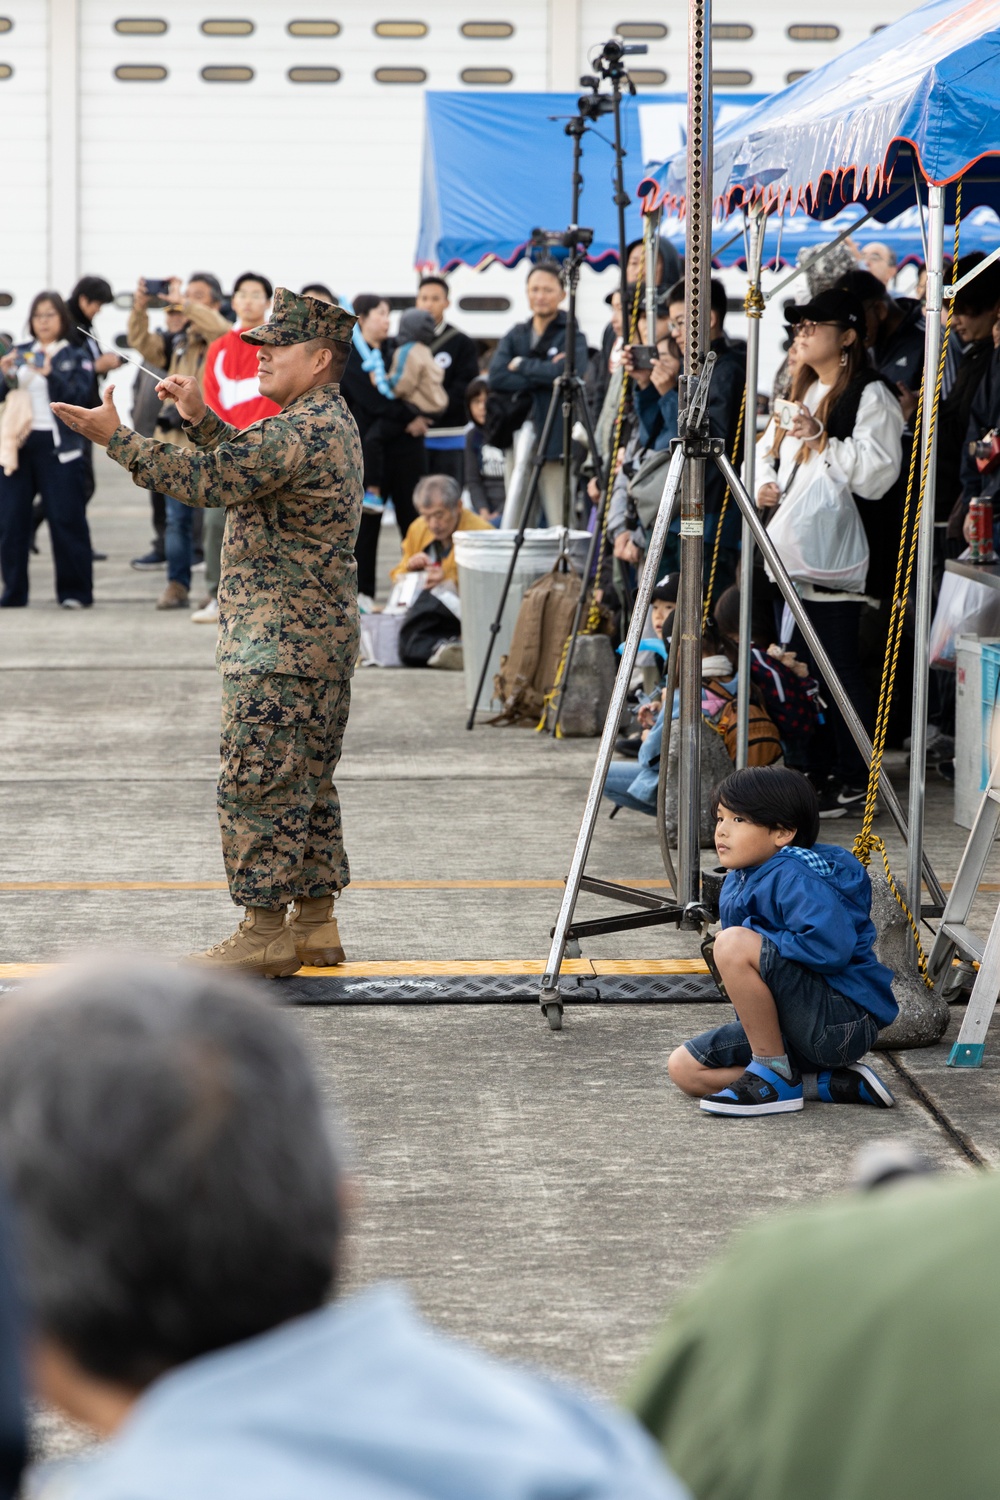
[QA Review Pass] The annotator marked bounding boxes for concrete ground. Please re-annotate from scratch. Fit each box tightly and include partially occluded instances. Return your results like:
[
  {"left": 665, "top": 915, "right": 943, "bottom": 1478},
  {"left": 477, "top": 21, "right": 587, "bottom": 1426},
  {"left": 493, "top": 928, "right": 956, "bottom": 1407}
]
[{"left": 5, "top": 452, "right": 1000, "bottom": 1461}]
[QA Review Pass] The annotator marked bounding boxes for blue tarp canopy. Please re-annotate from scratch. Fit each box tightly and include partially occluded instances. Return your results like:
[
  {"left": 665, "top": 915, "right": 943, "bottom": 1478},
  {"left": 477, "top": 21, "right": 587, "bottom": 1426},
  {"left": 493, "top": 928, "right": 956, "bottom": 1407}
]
[
  {"left": 418, "top": 87, "right": 999, "bottom": 273},
  {"left": 417, "top": 90, "right": 765, "bottom": 270},
  {"left": 640, "top": 0, "right": 1000, "bottom": 219}
]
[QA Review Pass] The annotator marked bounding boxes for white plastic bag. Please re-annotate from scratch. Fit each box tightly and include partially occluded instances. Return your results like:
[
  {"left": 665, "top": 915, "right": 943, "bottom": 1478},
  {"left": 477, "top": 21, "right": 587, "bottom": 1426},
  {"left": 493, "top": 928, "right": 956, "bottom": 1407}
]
[
  {"left": 929, "top": 551, "right": 1000, "bottom": 669},
  {"left": 765, "top": 455, "right": 870, "bottom": 593}
]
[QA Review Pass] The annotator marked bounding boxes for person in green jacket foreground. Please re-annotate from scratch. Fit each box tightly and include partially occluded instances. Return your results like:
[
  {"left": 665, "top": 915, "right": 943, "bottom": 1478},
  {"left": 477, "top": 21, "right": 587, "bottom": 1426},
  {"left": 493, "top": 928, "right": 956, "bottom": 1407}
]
[{"left": 627, "top": 1165, "right": 997, "bottom": 1500}]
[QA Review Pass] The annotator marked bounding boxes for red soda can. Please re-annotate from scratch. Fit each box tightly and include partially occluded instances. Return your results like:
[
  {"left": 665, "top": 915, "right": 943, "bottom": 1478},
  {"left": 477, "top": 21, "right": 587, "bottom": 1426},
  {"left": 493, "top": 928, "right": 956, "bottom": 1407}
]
[{"left": 969, "top": 498, "right": 995, "bottom": 563}]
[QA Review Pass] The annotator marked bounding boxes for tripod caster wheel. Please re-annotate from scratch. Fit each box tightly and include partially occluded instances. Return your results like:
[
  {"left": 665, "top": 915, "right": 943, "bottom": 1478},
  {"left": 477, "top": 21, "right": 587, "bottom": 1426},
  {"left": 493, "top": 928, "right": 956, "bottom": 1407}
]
[
  {"left": 543, "top": 1003, "right": 564, "bottom": 1032},
  {"left": 565, "top": 939, "right": 582, "bottom": 959}
]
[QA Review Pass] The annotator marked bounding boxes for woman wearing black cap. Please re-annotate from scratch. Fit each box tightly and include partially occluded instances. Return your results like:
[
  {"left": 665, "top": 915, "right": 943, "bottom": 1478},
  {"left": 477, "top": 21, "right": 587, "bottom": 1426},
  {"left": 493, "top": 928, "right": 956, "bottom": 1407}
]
[{"left": 756, "top": 287, "right": 904, "bottom": 819}]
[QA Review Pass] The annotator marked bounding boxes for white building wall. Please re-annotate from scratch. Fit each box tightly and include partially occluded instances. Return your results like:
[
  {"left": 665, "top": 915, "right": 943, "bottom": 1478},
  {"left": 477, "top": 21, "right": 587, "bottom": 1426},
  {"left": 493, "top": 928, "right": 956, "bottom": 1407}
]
[
  {"left": 0, "top": 5, "right": 50, "bottom": 329},
  {"left": 0, "top": 0, "right": 929, "bottom": 357}
]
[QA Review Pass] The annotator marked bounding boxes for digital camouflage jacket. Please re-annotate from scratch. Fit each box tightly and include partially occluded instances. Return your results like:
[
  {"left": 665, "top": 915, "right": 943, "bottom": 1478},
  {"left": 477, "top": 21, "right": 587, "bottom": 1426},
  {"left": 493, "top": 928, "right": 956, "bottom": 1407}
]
[{"left": 107, "top": 386, "right": 363, "bottom": 680}]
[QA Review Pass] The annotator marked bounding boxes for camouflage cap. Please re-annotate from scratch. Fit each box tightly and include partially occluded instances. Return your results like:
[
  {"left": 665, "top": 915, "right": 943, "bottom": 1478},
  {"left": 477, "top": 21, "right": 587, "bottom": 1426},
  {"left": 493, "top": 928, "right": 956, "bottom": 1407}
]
[{"left": 240, "top": 286, "right": 357, "bottom": 347}]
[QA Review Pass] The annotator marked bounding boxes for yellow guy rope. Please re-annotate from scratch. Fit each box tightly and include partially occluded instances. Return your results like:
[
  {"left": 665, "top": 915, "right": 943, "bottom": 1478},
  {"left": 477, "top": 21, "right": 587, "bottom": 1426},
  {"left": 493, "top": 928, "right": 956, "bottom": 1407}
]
[
  {"left": 703, "top": 387, "right": 747, "bottom": 627},
  {"left": 702, "top": 282, "right": 762, "bottom": 627},
  {"left": 852, "top": 180, "right": 963, "bottom": 984}
]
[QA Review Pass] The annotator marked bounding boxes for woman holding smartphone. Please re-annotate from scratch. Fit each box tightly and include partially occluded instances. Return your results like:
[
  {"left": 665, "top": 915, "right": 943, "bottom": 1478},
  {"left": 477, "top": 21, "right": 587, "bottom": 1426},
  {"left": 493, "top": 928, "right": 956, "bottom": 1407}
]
[
  {"left": 755, "top": 288, "right": 904, "bottom": 818},
  {"left": 0, "top": 290, "right": 96, "bottom": 608}
]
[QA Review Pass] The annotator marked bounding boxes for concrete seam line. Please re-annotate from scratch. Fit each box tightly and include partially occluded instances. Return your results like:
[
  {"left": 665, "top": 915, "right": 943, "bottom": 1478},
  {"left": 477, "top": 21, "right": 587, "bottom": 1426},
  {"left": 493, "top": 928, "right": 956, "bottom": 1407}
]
[{"left": 883, "top": 1053, "right": 988, "bottom": 1168}]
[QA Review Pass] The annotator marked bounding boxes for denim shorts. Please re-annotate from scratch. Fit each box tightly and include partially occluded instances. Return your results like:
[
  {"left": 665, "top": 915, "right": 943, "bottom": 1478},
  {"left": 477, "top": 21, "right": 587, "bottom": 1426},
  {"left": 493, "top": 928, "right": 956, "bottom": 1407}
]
[{"left": 684, "top": 936, "right": 881, "bottom": 1074}]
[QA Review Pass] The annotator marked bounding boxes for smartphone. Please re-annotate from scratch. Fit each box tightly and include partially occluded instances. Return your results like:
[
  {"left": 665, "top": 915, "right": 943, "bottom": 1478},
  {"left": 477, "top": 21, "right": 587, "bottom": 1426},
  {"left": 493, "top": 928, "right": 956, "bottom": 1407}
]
[
  {"left": 630, "top": 345, "right": 659, "bottom": 371},
  {"left": 145, "top": 279, "right": 172, "bottom": 298},
  {"left": 773, "top": 398, "right": 801, "bottom": 430},
  {"left": 20, "top": 349, "right": 45, "bottom": 368}
]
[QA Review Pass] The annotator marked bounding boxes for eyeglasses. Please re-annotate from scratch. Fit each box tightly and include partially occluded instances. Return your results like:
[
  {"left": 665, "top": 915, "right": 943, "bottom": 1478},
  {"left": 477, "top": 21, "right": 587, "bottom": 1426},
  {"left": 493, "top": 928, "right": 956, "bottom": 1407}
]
[
  {"left": 793, "top": 320, "right": 842, "bottom": 338},
  {"left": 667, "top": 318, "right": 686, "bottom": 333}
]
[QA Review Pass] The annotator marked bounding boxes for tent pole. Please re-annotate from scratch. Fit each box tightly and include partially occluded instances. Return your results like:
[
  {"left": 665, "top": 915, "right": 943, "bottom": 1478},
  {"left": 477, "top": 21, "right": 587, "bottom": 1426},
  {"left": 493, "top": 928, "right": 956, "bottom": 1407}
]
[
  {"left": 645, "top": 205, "right": 661, "bottom": 332},
  {"left": 906, "top": 182, "right": 945, "bottom": 946},
  {"left": 736, "top": 203, "right": 766, "bottom": 767},
  {"left": 677, "top": 0, "right": 713, "bottom": 907}
]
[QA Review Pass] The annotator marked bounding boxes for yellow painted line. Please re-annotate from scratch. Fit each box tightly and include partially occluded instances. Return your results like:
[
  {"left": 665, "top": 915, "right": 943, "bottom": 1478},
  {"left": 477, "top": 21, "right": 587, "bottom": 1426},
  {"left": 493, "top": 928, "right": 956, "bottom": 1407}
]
[
  {"left": 298, "top": 959, "right": 597, "bottom": 977},
  {"left": 0, "top": 878, "right": 675, "bottom": 893},
  {"left": 591, "top": 958, "right": 709, "bottom": 974},
  {"left": 0, "top": 882, "right": 231, "bottom": 892},
  {"left": 0, "top": 958, "right": 709, "bottom": 980}
]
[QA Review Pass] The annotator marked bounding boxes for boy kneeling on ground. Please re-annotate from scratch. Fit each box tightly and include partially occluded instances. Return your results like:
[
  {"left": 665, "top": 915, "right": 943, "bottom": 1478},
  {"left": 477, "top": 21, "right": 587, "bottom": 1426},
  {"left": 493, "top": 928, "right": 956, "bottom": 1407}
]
[{"left": 669, "top": 766, "right": 897, "bottom": 1117}]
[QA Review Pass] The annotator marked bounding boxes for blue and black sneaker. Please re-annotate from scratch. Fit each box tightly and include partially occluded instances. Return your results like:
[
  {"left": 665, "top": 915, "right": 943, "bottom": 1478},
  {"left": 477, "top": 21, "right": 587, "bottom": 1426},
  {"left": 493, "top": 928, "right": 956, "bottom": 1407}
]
[
  {"left": 700, "top": 1060, "right": 804, "bottom": 1117},
  {"left": 816, "top": 1061, "right": 895, "bottom": 1107}
]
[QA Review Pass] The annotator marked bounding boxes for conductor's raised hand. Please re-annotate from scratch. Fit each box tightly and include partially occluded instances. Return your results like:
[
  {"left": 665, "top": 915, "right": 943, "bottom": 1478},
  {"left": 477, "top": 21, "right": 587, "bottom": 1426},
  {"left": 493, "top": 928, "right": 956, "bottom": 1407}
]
[
  {"left": 50, "top": 385, "right": 122, "bottom": 447},
  {"left": 156, "top": 374, "right": 206, "bottom": 427}
]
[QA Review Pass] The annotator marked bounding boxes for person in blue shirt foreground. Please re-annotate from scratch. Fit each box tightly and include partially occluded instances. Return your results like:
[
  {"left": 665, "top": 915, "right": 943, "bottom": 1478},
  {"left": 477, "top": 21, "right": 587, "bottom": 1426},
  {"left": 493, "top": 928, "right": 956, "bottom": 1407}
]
[
  {"left": 0, "top": 958, "right": 688, "bottom": 1500},
  {"left": 667, "top": 766, "right": 898, "bottom": 1118}
]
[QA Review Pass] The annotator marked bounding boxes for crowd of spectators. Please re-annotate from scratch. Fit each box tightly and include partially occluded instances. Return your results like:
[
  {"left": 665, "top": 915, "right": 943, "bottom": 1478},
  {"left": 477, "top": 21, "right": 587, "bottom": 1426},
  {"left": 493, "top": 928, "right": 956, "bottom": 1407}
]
[
  {"left": 5, "top": 243, "right": 1000, "bottom": 759},
  {"left": 601, "top": 241, "right": 1000, "bottom": 826}
]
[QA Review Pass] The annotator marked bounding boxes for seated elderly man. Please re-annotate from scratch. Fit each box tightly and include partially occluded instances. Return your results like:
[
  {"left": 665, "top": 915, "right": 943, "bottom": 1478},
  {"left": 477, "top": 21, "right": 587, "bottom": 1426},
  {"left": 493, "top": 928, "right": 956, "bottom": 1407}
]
[
  {"left": 391, "top": 472, "right": 491, "bottom": 670},
  {"left": 0, "top": 959, "right": 688, "bottom": 1500}
]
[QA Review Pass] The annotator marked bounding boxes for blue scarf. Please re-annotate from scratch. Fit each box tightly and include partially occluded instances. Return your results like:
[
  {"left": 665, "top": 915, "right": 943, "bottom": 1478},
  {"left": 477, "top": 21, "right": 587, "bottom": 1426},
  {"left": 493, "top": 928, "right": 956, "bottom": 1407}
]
[
  {"left": 388, "top": 341, "right": 416, "bottom": 391},
  {"left": 352, "top": 325, "right": 394, "bottom": 400}
]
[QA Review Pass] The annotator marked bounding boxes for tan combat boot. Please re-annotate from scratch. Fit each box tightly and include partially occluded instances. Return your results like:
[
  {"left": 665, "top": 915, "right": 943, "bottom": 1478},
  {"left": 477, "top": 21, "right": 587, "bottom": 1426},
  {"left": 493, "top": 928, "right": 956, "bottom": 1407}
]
[
  {"left": 156, "top": 580, "right": 189, "bottom": 610},
  {"left": 287, "top": 895, "right": 346, "bottom": 967},
  {"left": 188, "top": 907, "right": 301, "bottom": 979}
]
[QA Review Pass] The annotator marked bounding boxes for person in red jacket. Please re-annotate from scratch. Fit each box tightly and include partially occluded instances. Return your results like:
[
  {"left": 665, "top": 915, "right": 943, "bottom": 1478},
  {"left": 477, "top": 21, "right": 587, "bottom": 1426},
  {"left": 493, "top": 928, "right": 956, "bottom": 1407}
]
[{"left": 195, "top": 272, "right": 279, "bottom": 624}]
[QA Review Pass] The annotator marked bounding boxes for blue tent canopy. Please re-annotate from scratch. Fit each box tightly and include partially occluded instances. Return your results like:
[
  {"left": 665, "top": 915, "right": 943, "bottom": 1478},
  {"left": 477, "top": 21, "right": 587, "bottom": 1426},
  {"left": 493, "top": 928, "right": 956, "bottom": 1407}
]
[
  {"left": 640, "top": 0, "right": 1000, "bottom": 220},
  {"left": 417, "top": 90, "right": 765, "bottom": 271},
  {"left": 417, "top": 89, "right": 997, "bottom": 272}
]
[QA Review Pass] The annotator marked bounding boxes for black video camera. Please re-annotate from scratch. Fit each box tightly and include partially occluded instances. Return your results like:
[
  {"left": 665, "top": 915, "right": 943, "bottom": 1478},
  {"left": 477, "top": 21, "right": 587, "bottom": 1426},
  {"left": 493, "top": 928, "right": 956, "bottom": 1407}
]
[
  {"left": 599, "top": 38, "right": 649, "bottom": 63},
  {"left": 530, "top": 225, "right": 594, "bottom": 253}
]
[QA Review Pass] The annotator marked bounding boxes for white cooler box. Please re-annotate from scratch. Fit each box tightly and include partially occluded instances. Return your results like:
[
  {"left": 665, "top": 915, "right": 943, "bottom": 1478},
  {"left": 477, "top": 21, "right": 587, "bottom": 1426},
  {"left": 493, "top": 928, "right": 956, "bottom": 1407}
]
[{"left": 954, "top": 634, "right": 1000, "bottom": 827}]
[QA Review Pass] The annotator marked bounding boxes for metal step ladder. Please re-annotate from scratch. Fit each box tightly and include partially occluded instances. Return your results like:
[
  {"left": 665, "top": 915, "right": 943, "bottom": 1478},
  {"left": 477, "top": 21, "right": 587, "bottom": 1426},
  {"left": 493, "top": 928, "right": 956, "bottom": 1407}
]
[{"left": 929, "top": 750, "right": 1000, "bottom": 1066}]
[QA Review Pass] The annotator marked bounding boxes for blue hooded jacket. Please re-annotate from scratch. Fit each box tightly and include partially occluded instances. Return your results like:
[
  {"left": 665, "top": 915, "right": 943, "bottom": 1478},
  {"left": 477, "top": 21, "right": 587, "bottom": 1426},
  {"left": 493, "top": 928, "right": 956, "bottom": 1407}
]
[{"left": 719, "top": 844, "right": 897, "bottom": 1026}]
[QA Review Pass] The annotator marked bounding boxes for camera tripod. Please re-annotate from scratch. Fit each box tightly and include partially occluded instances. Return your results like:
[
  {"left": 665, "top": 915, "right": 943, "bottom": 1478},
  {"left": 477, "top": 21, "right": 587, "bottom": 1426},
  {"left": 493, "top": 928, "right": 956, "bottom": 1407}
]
[
  {"left": 536, "top": 358, "right": 948, "bottom": 1028},
  {"left": 466, "top": 42, "right": 651, "bottom": 732}
]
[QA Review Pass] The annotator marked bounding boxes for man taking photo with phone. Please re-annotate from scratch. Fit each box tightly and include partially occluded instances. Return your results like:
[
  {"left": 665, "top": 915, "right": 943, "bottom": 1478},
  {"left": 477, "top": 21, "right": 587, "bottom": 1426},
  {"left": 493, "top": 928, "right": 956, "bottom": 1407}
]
[{"left": 127, "top": 274, "right": 230, "bottom": 605}]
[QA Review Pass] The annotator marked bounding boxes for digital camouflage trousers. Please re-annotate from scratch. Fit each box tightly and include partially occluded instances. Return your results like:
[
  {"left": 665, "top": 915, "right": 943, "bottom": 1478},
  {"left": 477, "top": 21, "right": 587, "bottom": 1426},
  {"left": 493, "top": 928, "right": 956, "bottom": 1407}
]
[{"left": 218, "top": 673, "right": 351, "bottom": 908}]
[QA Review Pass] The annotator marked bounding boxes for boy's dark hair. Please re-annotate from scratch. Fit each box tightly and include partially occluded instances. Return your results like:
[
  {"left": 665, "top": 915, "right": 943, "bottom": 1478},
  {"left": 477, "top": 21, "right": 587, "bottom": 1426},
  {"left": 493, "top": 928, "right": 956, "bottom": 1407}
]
[
  {"left": 352, "top": 293, "right": 388, "bottom": 320},
  {"left": 666, "top": 276, "right": 728, "bottom": 325},
  {"left": 188, "top": 272, "right": 223, "bottom": 304},
  {"left": 651, "top": 574, "right": 678, "bottom": 605},
  {"left": 836, "top": 268, "right": 889, "bottom": 306},
  {"left": 301, "top": 282, "right": 338, "bottom": 304},
  {"left": 418, "top": 274, "right": 449, "bottom": 296},
  {"left": 466, "top": 375, "right": 488, "bottom": 415},
  {"left": 233, "top": 271, "right": 273, "bottom": 299},
  {"left": 953, "top": 252, "right": 1000, "bottom": 316},
  {"left": 70, "top": 276, "right": 113, "bottom": 308},
  {"left": 711, "top": 766, "right": 819, "bottom": 848},
  {"left": 713, "top": 583, "right": 777, "bottom": 651}
]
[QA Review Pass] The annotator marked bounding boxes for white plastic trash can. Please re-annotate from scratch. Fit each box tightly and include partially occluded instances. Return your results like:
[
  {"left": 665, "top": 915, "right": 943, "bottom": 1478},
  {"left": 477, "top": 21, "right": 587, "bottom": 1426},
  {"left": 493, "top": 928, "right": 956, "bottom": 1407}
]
[{"left": 454, "top": 527, "right": 592, "bottom": 713}]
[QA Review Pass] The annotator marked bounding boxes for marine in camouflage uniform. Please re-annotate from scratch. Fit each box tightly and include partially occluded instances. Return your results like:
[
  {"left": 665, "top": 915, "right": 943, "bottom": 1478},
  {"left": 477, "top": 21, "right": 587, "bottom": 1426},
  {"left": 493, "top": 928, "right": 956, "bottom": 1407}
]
[{"left": 104, "top": 289, "right": 363, "bottom": 976}]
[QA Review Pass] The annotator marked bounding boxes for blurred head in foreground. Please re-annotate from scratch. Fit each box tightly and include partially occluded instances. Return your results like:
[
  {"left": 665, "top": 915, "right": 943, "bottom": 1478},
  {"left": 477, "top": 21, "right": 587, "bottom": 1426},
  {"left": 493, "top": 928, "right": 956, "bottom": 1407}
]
[{"left": 0, "top": 959, "right": 341, "bottom": 1430}]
